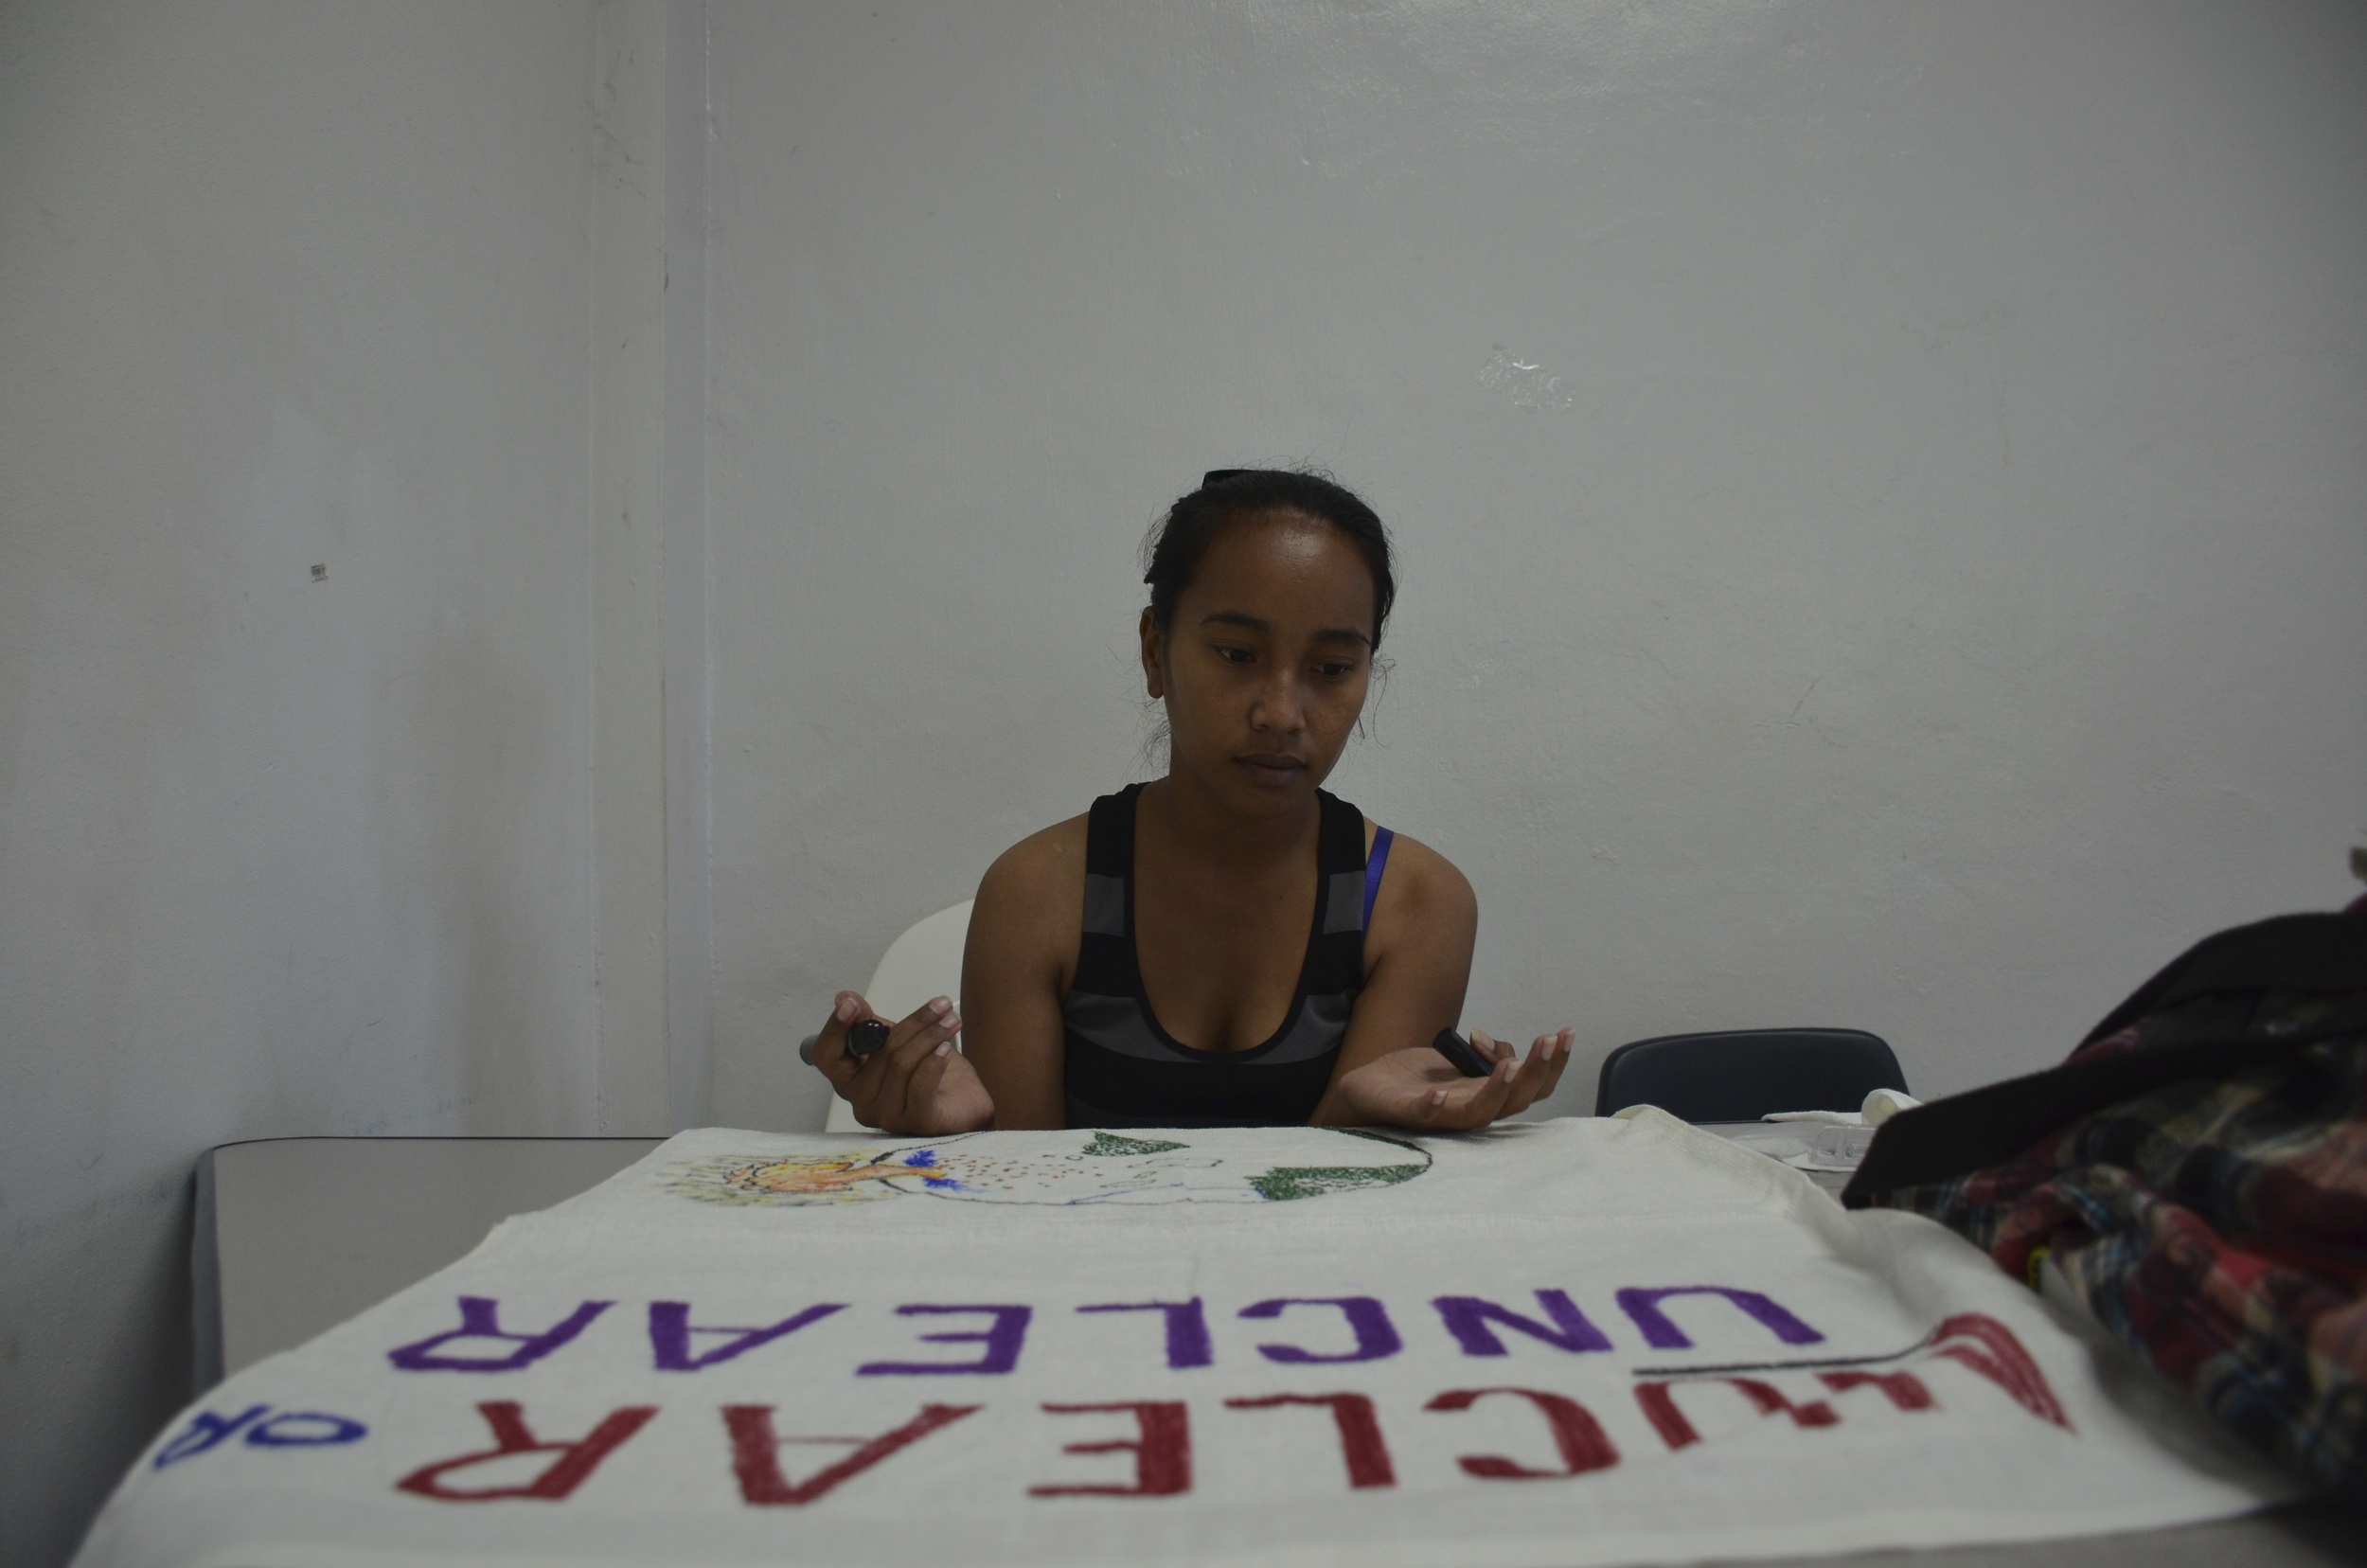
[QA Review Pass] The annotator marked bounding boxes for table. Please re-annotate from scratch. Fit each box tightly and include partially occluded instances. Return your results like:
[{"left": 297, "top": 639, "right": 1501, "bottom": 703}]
[{"left": 192, "top": 1136, "right": 664, "bottom": 1387}]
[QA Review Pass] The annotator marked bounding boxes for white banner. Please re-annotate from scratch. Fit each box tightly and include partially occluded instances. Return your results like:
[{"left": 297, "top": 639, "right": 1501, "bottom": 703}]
[{"left": 80, "top": 1114, "right": 2291, "bottom": 1568}]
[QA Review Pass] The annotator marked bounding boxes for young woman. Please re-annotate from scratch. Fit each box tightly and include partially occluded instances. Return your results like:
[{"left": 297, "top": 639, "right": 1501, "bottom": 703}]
[{"left": 808, "top": 470, "right": 1573, "bottom": 1132}]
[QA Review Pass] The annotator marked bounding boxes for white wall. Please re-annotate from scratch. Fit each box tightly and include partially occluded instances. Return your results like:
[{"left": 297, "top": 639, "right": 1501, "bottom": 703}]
[
  {"left": 7, "top": 3, "right": 2365, "bottom": 1559},
  {"left": 703, "top": 0, "right": 2367, "bottom": 1132},
  {"left": 0, "top": 6, "right": 675, "bottom": 1562}
]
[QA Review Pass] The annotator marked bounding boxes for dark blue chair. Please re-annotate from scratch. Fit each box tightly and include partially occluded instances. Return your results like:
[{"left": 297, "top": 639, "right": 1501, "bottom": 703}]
[{"left": 1593, "top": 1028, "right": 1906, "bottom": 1122}]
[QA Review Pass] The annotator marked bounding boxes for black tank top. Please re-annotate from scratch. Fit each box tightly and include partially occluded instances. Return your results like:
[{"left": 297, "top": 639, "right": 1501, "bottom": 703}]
[{"left": 1060, "top": 783, "right": 1381, "bottom": 1128}]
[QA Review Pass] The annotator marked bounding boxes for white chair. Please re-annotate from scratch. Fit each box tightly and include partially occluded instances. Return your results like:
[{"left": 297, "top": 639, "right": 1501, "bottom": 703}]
[{"left": 823, "top": 900, "right": 973, "bottom": 1131}]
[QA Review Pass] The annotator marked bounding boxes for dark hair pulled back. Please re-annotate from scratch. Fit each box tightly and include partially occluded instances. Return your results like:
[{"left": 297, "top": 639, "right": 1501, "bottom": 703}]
[{"left": 1141, "top": 468, "right": 1397, "bottom": 649}]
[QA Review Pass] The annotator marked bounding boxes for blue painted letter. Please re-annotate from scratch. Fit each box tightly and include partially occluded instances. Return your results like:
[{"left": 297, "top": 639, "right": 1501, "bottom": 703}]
[
  {"left": 247, "top": 1412, "right": 368, "bottom": 1447},
  {"left": 152, "top": 1406, "right": 268, "bottom": 1469}
]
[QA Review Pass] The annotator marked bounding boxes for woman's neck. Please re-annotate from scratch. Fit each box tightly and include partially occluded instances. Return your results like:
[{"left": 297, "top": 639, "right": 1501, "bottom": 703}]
[{"left": 1138, "top": 772, "right": 1320, "bottom": 875}]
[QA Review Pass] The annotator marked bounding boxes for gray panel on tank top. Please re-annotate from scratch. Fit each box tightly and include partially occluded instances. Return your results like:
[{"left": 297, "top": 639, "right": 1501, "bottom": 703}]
[
  {"left": 1257, "top": 989, "right": 1359, "bottom": 1063},
  {"left": 1066, "top": 988, "right": 1357, "bottom": 1064},
  {"left": 1063, "top": 991, "right": 1174, "bottom": 1060},
  {"left": 1082, "top": 874, "right": 1127, "bottom": 937},
  {"left": 1323, "top": 871, "right": 1366, "bottom": 934}
]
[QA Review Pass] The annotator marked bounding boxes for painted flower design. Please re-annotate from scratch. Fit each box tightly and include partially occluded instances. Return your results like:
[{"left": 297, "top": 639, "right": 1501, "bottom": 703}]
[{"left": 665, "top": 1128, "right": 1430, "bottom": 1207}]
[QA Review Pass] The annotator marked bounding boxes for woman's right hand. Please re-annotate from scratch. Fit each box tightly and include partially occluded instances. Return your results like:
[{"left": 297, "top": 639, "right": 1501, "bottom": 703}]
[
  {"left": 810, "top": 991, "right": 996, "bottom": 1135},
  {"left": 1330, "top": 1027, "right": 1571, "bottom": 1131}
]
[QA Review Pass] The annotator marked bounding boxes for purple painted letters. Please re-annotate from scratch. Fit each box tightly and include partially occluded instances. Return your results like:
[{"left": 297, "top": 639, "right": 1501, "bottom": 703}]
[
  {"left": 1432, "top": 1291, "right": 1613, "bottom": 1358},
  {"left": 858, "top": 1305, "right": 1033, "bottom": 1376},
  {"left": 1614, "top": 1287, "right": 1824, "bottom": 1349},
  {"left": 387, "top": 1296, "right": 614, "bottom": 1372},
  {"left": 1077, "top": 1299, "right": 1213, "bottom": 1369},
  {"left": 1239, "top": 1297, "right": 1402, "bottom": 1364},
  {"left": 649, "top": 1301, "right": 845, "bottom": 1371}
]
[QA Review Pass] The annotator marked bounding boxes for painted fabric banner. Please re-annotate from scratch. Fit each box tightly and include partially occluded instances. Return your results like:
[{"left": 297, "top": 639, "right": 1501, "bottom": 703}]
[{"left": 80, "top": 1114, "right": 2293, "bottom": 1568}]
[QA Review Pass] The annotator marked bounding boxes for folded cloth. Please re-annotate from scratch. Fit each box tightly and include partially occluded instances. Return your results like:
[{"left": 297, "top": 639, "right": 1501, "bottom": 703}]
[
  {"left": 77, "top": 1116, "right": 2296, "bottom": 1568},
  {"left": 1844, "top": 912, "right": 2367, "bottom": 1506},
  {"left": 83, "top": 1117, "right": 2301, "bottom": 1568}
]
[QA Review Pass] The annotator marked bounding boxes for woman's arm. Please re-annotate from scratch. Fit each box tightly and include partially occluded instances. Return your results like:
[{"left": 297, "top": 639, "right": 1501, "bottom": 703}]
[
  {"left": 957, "top": 816, "right": 1087, "bottom": 1130},
  {"left": 1311, "top": 830, "right": 1571, "bottom": 1130}
]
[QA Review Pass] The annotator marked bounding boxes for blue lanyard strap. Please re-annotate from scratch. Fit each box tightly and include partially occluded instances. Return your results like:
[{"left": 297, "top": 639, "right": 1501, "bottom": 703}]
[{"left": 1361, "top": 827, "right": 1396, "bottom": 931}]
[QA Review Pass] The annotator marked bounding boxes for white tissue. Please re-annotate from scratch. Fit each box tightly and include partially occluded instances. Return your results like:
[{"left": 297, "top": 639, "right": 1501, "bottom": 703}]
[
  {"left": 1863, "top": 1087, "right": 1922, "bottom": 1125},
  {"left": 1764, "top": 1087, "right": 1924, "bottom": 1127}
]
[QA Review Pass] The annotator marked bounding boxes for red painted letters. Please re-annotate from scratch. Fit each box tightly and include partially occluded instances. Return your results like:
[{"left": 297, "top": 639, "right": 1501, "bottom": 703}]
[
  {"left": 1030, "top": 1401, "right": 1192, "bottom": 1497},
  {"left": 1929, "top": 1313, "right": 2072, "bottom": 1429},
  {"left": 1634, "top": 1378, "right": 1838, "bottom": 1451},
  {"left": 1820, "top": 1369, "right": 1935, "bottom": 1411},
  {"left": 723, "top": 1402, "right": 980, "bottom": 1505},
  {"left": 1224, "top": 1393, "right": 1396, "bottom": 1488},
  {"left": 1424, "top": 1388, "right": 1619, "bottom": 1478},
  {"left": 395, "top": 1401, "right": 656, "bottom": 1501}
]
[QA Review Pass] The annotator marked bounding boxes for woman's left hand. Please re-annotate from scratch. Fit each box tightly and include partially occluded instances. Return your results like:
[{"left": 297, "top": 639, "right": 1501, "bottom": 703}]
[{"left": 1333, "top": 1027, "right": 1573, "bottom": 1131}]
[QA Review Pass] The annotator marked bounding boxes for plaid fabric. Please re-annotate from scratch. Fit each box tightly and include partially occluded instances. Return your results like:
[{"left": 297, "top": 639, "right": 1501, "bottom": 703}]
[{"left": 1872, "top": 988, "right": 2367, "bottom": 1504}]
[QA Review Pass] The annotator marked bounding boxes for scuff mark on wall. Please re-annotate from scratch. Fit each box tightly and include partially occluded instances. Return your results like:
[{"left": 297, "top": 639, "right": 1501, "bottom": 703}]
[{"left": 1478, "top": 347, "right": 1573, "bottom": 411}]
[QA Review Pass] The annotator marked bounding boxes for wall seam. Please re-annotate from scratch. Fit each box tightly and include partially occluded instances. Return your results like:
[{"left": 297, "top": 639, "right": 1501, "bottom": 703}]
[{"left": 661, "top": 0, "right": 715, "bottom": 1131}]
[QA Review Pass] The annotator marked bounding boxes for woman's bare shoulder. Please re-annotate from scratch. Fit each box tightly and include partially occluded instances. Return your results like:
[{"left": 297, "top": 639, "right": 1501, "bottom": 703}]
[
  {"left": 970, "top": 814, "right": 1089, "bottom": 928},
  {"left": 970, "top": 813, "right": 1090, "bottom": 982},
  {"left": 1365, "top": 823, "right": 1476, "bottom": 932},
  {"left": 979, "top": 812, "right": 1090, "bottom": 900}
]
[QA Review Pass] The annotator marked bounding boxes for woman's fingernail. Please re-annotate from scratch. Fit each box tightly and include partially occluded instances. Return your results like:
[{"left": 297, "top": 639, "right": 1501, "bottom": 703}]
[
  {"left": 930, "top": 996, "right": 953, "bottom": 1016},
  {"left": 944, "top": 1015, "right": 962, "bottom": 1033},
  {"left": 934, "top": 1042, "right": 952, "bottom": 1058},
  {"left": 835, "top": 996, "right": 857, "bottom": 1022}
]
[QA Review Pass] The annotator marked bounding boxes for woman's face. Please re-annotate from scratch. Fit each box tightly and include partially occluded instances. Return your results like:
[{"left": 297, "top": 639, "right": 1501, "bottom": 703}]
[{"left": 1141, "top": 509, "right": 1377, "bottom": 816}]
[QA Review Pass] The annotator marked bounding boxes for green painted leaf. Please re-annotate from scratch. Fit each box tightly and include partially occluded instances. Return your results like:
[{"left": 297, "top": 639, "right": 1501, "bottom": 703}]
[
  {"left": 1081, "top": 1132, "right": 1189, "bottom": 1157},
  {"left": 1248, "top": 1164, "right": 1428, "bottom": 1202}
]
